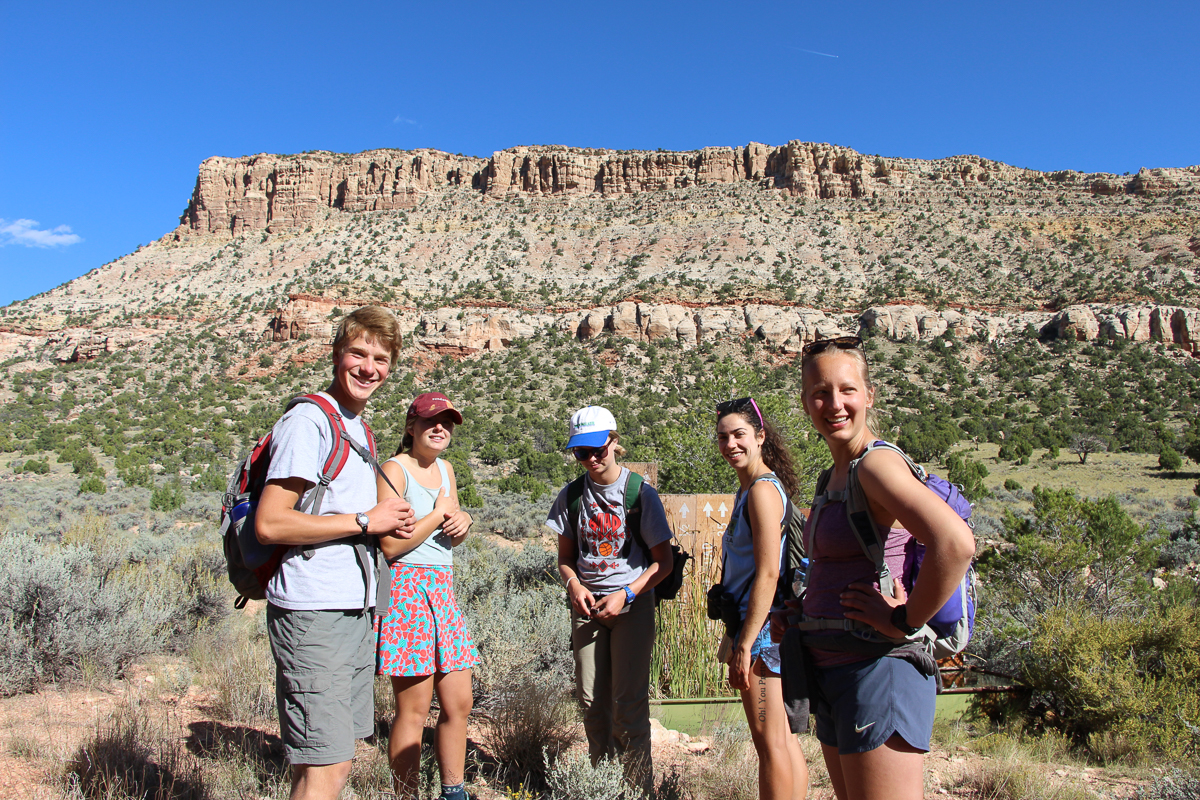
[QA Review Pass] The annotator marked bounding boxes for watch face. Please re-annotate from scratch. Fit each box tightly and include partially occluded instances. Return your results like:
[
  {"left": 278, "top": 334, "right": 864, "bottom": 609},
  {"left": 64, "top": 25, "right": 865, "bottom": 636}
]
[{"left": 356, "top": 513, "right": 369, "bottom": 530}]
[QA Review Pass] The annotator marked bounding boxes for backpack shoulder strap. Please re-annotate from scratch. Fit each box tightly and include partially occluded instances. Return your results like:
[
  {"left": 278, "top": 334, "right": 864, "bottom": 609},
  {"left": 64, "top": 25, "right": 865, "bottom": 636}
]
[
  {"left": 622, "top": 472, "right": 648, "bottom": 559},
  {"left": 566, "top": 474, "right": 588, "bottom": 553},
  {"left": 624, "top": 471, "right": 644, "bottom": 512},
  {"left": 844, "top": 440, "right": 925, "bottom": 598},
  {"left": 362, "top": 419, "right": 378, "bottom": 460},
  {"left": 861, "top": 440, "right": 926, "bottom": 482},
  {"left": 285, "top": 394, "right": 351, "bottom": 516}
]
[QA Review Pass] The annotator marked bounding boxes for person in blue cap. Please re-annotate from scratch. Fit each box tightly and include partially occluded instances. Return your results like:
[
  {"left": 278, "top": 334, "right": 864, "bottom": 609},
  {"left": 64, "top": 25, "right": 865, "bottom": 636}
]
[{"left": 546, "top": 405, "right": 674, "bottom": 793}]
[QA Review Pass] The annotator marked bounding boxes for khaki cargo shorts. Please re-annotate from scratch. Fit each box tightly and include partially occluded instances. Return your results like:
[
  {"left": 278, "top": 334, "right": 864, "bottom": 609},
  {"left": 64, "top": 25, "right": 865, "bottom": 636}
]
[{"left": 266, "top": 605, "right": 375, "bottom": 764}]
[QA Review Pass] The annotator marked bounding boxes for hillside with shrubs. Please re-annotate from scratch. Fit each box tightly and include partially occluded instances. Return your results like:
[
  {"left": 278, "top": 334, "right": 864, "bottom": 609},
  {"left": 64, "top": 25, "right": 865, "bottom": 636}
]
[{"left": 0, "top": 142, "right": 1198, "bottom": 798}]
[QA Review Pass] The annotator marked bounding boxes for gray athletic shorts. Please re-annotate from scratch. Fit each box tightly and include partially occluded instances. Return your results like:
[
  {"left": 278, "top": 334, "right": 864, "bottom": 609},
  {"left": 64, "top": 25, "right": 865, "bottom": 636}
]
[
  {"left": 267, "top": 605, "right": 375, "bottom": 764},
  {"left": 813, "top": 655, "right": 936, "bottom": 755}
]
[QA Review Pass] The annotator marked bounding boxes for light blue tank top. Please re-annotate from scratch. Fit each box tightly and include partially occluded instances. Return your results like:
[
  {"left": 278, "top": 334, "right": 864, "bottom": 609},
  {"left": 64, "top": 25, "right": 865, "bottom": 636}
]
[
  {"left": 388, "top": 456, "right": 454, "bottom": 567},
  {"left": 720, "top": 473, "right": 788, "bottom": 617}
]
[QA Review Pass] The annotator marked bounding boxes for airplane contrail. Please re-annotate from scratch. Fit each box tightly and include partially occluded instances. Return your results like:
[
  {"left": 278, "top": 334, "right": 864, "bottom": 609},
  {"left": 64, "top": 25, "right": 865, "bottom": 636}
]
[{"left": 790, "top": 46, "right": 839, "bottom": 58}]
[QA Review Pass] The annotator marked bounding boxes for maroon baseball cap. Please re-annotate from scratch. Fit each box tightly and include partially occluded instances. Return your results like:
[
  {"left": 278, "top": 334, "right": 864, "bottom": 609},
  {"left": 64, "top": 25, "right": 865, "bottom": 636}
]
[{"left": 407, "top": 392, "right": 463, "bottom": 424}]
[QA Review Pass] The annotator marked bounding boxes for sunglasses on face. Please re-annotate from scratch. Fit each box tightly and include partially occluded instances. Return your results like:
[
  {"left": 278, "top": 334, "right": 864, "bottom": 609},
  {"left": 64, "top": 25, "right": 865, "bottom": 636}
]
[
  {"left": 801, "top": 336, "right": 863, "bottom": 361},
  {"left": 715, "top": 396, "right": 764, "bottom": 428},
  {"left": 572, "top": 441, "right": 611, "bottom": 461}
]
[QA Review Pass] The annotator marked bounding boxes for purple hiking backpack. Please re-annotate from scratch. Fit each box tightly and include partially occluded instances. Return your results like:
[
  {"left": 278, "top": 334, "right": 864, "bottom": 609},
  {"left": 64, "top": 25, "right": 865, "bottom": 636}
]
[{"left": 810, "top": 440, "right": 977, "bottom": 660}]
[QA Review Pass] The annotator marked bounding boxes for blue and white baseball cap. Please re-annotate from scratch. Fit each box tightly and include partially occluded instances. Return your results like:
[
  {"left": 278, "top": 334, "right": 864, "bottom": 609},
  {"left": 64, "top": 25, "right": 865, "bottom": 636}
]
[{"left": 565, "top": 405, "right": 617, "bottom": 450}]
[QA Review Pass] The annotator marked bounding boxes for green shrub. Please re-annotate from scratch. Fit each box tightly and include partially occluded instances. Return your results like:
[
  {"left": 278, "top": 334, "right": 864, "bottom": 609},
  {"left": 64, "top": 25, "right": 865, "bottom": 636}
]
[
  {"left": 1135, "top": 770, "right": 1200, "bottom": 800},
  {"left": 1004, "top": 478, "right": 1023, "bottom": 492},
  {"left": 945, "top": 453, "right": 990, "bottom": 501},
  {"left": 455, "top": 541, "right": 573, "bottom": 699},
  {"left": 150, "top": 479, "right": 186, "bottom": 512},
  {"left": 193, "top": 466, "right": 227, "bottom": 493},
  {"left": 79, "top": 476, "right": 107, "bottom": 495},
  {"left": 0, "top": 519, "right": 227, "bottom": 695},
  {"left": 999, "top": 605, "right": 1200, "bottom": 763},
  {"left": 20, "top": 459, "right": 49, "bottom": 474},
  {"left": 545, "top": 750, "right": 636, "bottom": 800},
  {"left": 983, "top": 487, "right": 1157, "bottom": 621},
  {"left": 1160, "top": 446, "right": 1183, "bottom": 473}
]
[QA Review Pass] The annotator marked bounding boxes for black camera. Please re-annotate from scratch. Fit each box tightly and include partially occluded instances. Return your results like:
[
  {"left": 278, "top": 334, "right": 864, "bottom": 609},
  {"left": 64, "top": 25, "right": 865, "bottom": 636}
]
[{"left": 706, "top": 584, "right": 743, "bottom": 637}]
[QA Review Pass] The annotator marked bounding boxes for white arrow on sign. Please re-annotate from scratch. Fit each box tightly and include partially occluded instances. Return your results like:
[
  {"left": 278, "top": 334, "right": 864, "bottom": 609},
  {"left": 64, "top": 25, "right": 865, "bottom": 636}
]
[
  {"left": 703, "top": 502, "right": 713, "bottom": 517},
  {"left": 679, "top": 503, "right": 689, "bottom": 519},
  {"left": 718, "top": 502, "right": 728, "bottom": 518}
]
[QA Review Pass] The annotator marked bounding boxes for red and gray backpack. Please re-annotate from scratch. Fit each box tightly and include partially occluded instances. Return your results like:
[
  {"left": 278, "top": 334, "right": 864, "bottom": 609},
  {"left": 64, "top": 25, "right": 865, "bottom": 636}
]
[{"left": 219, "top": 393, "right": 384, "bottom": 609}]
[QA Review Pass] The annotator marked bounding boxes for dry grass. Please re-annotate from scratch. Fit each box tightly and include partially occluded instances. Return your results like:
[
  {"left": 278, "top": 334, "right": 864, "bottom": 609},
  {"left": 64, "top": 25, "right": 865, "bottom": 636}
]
[
  {"left": 63, "top": 702, "right": 206, "bottom": 800},
  {"left": 481, "top": 674, "right": 581, "bottom": 792},
  {"left": 956, "top": 756, "right": 1098, "bottom": 800},
  {"left": 187, "top": 615, "right": 275, "bottom": 725},
  {"left": 964, "top": 443, "right": 1198, "bottom": 512},
  {"left": 650, "top": 548, "right": 732, "bottom": 699}
]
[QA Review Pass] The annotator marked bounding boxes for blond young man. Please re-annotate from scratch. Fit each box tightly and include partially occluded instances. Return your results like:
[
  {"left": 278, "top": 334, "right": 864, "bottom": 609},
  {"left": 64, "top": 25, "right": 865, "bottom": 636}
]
[{"left": 256, "top": 306, "right": 416, "bottom": 800}]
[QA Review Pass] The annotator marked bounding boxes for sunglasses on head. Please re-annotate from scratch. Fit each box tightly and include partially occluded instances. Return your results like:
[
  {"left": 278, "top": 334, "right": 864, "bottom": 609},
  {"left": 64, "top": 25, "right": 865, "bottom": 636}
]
[
  {"left": 801, "top": 336, "right": 863, "bottom": 361},
  {"left": 572, "top": 440, "right": 611, "bottom": 461},
  {"left": 715, "top": 396, "right": 764, "bottom": 428}
]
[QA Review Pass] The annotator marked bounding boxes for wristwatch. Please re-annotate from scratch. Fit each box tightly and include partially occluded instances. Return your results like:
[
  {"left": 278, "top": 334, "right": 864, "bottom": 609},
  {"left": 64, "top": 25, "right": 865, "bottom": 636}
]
[
  {"left": 622, "top": 586, "right": 636, "bottom": 606},
  {"left": 355, "top": 512, "right": 370, "bottom": 534},
  {"left": 890, "top": 604, "right": 920, "bottom": 636}
]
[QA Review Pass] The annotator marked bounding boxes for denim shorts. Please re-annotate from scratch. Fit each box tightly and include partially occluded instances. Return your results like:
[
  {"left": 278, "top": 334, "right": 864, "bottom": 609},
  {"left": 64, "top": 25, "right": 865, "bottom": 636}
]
[
  {"left": 747, "top": 623, "right": 782, "bottom": 675},
  {"left": 813, "top": 655, "right": 936, "bottom": 754},
  {"left": 267, "top": 605, "right": 375, "bottom": 764}
]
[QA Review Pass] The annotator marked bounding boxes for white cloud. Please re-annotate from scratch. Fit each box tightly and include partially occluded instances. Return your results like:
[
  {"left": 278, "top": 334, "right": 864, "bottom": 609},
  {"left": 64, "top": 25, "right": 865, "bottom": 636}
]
[
  {"left": 0, "top": 218, "right": 83, "bottom": 248},
  {"left": 392, "top": 115, "right": 417, "bottom": 125}
]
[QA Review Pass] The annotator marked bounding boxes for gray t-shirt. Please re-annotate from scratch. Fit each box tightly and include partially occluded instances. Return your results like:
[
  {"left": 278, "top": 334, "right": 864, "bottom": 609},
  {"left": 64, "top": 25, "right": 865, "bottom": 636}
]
[
  {"left": 546, "top": 467, "right": 673, "bottom": 595},
  {"left": 263, "top": 393, "right": 380, "bottom": 611}
]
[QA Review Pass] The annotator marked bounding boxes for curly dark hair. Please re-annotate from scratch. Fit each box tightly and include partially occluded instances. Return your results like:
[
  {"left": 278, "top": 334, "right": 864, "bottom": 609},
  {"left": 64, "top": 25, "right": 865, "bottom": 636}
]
[{"left": 717, "top": 404, "right": 799, "bottom": 497}]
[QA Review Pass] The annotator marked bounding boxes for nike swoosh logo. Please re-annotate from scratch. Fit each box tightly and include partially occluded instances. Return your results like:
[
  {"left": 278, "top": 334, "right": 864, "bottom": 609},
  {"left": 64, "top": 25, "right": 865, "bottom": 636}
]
[{"left": 854, "top": 721, "right": 876, "bottom": 732}]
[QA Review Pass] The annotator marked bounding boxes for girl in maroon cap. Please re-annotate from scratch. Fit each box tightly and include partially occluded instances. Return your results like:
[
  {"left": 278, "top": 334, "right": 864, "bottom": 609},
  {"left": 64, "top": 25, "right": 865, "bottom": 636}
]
[{"left": 375, "top": 392, "right": 478, "bottom": 800}]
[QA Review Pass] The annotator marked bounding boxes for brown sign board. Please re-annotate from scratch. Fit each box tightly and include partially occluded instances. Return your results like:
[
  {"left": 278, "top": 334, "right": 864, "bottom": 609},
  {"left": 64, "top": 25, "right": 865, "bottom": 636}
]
[{"left": 661, "top": 493, "right": 737, "bottom": 586}]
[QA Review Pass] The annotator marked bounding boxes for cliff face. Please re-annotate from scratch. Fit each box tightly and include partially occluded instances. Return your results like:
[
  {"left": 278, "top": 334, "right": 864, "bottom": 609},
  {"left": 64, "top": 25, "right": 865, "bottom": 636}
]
[
  {"left": 183, "top": 143, "right": 1200, "bottom": 237},
  {"left": 254, "top": 294, "right": 1200, "bottom": 358},
  {"left": 183, "top": 149, "right": 488, "bottom": 236}
]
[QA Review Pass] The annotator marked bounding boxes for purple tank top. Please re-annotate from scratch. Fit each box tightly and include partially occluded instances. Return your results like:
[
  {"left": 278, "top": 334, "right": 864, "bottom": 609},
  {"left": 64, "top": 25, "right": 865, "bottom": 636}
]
[{"left": 803, "top": 499, "right": 914, "bottom": 667}]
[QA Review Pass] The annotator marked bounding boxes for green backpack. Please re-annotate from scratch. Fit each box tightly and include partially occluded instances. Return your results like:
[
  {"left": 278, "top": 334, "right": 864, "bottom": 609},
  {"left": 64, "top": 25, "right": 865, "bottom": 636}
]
[{"left": 566, "top": 471, "right": 689, "bottom": 602}]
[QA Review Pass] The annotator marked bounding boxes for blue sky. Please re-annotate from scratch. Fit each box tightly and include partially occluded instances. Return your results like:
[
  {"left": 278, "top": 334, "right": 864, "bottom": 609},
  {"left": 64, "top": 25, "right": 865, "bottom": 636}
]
[{"left": 2, "top": 0, "right": 1197, "bottom": 307}]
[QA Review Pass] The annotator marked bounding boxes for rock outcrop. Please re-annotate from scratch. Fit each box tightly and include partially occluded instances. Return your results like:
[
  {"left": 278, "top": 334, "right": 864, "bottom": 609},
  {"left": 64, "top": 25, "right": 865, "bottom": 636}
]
[
  {"left": 1043, "top": 305, "right": 1100, "bottom": 342},
  {"left": 183, "top": 150, "right": 487, "bottom": 236},
  {"left": 8, "top": 297, "right": 1199, "bottom": 366},
  {"left": 180, "top": 144, "right": 1200, "bottom": 237}
]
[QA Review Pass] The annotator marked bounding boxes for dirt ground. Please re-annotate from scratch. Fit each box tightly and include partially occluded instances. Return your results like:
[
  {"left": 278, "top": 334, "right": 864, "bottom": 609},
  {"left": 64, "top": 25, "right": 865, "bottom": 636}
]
[{"left": 0, "top": 672, "right": 1153, "bottom": 800}]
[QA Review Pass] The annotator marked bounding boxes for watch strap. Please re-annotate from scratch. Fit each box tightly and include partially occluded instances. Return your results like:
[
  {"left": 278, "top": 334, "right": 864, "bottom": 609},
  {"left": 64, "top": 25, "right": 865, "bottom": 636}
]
[
  {"left": 622, "top": 586, "right": 635, "bottom": 605},
  {"left": 890, "top": 604, "right": 920, "bottom": 636}
]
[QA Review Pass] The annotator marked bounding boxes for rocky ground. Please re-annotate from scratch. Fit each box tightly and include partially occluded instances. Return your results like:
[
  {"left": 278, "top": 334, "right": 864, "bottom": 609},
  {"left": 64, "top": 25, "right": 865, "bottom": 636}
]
[{"left": 0, "top": 668, "right": 1155, "bottom": 800}]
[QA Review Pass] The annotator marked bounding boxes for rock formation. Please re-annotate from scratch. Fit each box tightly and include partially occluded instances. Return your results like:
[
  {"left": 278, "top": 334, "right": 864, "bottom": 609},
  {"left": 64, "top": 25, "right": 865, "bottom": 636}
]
[{"left": 179, "top": 143, "right": 1200, "bottom": 237}]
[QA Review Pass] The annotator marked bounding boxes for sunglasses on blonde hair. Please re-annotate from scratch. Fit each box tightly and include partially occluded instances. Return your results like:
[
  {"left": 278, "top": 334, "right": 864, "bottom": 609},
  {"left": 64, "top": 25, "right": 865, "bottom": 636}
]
[
  {"left": 715, "top": 396, "right": 764, "bottom": 429},
  {"left": 801, "top": 336, "right": 863, "bottom": 361}
]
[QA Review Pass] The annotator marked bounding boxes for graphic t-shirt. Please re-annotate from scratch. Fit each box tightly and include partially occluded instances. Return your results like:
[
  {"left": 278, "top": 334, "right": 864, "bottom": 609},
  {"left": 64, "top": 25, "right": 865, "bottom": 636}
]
[{"left": 545, "top": 467, "right": 672, "bottom": 595}]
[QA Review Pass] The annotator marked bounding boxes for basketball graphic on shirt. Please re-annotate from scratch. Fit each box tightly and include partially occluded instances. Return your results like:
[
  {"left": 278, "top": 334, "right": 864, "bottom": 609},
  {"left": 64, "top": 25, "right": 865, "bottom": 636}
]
[{"left": 586, "top": 511, "right": 623, "bottom": 571}]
